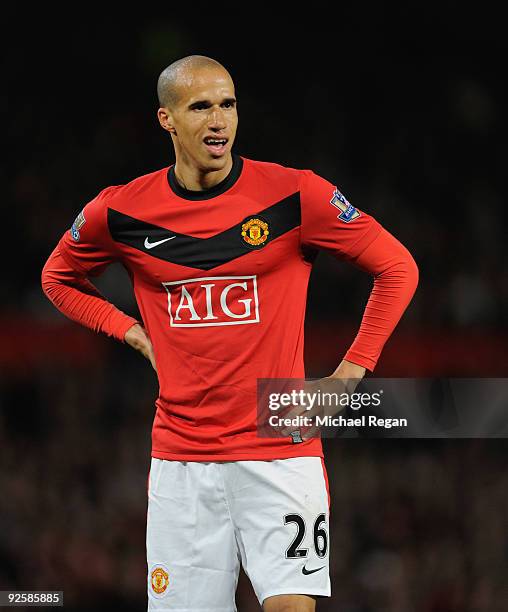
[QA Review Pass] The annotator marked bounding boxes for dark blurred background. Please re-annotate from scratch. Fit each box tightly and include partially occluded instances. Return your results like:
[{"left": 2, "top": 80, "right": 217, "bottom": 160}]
[{"left": 1, "top": 15, "right": 507, "bottom": 612}]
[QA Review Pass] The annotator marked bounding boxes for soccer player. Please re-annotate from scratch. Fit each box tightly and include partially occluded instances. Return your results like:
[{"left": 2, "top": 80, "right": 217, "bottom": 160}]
[{"left": 41, "top": 55, "right": 418, "bottom": 611}]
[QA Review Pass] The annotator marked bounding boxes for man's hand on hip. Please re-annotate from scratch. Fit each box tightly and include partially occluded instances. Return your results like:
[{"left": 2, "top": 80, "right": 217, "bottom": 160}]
[
  {"left": 124, "top": 323, "right": 157, "bottom": 372},
  {"left": 279, "top": 359, "right": 367, "bottom": 439}
]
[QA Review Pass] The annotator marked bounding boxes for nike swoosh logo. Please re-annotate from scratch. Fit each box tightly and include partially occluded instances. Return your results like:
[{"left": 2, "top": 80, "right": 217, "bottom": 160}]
[
  {"left": 144, "top": 236, "right": 176, "bottom": 249},
  {"left": 302, "top": 565, "right": 325, "bottom": 576}
]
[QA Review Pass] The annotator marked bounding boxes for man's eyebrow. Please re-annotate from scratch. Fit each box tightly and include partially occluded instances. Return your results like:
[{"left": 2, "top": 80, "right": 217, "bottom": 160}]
[
  {"left": 188, "top": 100, "right": 211, "bottom": 109},
  {"left": 188, "top": 97, "right": 237, "bottom": 109}
]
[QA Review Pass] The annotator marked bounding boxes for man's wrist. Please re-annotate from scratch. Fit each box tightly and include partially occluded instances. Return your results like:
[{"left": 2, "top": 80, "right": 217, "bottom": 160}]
[
  {"left": 120, "top": 319, "right": 141, "bottom": 343},
  {"left": 330, "top": 359, "right": 366, "bottom": 380}
]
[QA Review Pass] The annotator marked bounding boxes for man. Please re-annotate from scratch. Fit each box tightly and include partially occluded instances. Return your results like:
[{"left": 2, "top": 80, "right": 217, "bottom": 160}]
[{"left": 41, "top": 55, "right": 418, "bottom": 611}]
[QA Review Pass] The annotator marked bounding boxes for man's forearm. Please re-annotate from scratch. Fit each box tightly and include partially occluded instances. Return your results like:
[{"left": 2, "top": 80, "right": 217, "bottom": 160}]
[
  {"left": 342, "top": 228, "right": 419, "bottom": 371},
  {"left": 41, "top": 244, "right": 138, "bottom": 341}
]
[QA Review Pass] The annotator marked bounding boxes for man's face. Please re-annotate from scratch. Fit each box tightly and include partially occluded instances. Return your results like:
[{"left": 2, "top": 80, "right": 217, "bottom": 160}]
[{"left": 164, "top": 67, "right": 238, "bottom": 170}]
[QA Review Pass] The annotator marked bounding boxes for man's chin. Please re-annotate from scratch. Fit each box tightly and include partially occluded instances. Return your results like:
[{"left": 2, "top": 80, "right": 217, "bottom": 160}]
[{"left": 200, "top": 151, "right": 231, "bottom": 170}]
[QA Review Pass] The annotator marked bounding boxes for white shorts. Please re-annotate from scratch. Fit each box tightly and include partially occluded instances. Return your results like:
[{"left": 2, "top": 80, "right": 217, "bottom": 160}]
[{"left": 146, "top": 456, "right": 331, "bottom": 612}]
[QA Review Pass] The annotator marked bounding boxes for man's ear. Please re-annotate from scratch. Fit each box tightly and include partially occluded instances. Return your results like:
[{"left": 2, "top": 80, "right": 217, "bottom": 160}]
[{"left": 157, "top": 108, "right": 177, "bottom": 134}]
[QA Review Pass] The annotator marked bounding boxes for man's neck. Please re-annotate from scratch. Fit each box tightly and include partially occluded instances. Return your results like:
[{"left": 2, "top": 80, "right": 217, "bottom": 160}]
[{"left": 173, "top": 154, "right": 233, "bottom": 192}]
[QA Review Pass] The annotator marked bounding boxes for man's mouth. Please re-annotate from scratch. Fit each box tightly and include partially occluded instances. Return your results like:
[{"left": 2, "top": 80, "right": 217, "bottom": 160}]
[{"left": 203, "top": 136, "right": 228, "bottom": 156}]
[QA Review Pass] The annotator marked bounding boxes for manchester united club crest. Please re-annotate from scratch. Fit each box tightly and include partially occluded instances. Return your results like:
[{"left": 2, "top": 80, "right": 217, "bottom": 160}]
[
  {"left": 241, "top": 217, "right": 270, "bottom": 247},
  {"left": 150, "top": 565, "right": 170, "bottom": 596}
]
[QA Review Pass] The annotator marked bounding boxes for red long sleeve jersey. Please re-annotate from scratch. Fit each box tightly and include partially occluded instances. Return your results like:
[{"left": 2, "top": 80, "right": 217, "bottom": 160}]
[{"left": 48, "top": 154, "right": 417, "bottom": 461}]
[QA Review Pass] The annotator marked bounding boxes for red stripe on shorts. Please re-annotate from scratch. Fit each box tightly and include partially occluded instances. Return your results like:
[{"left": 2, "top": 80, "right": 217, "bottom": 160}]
[{"left": 320, "top": 457, "right": 330, "bottom": 510}]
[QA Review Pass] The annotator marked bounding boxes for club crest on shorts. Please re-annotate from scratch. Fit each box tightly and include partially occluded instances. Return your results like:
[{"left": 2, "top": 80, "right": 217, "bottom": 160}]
[
  {"left": 241, "top": 217, "right": 270, "bottom": 247},
  {"left": 70, "top": 210, "right": 86, "bottom": 241},
  {"left": 329, "top": 189, "right": 360, "bottom": 223},
  {"left": 150, "top": 565, "right": 170, "bottom": 596}
]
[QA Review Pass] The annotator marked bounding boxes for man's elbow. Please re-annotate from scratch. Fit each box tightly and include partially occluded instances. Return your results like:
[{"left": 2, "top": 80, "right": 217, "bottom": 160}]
[
  {"left": 394, "top": 249, "right": 419, "bottom": 304},
  {"left": 405, "top": 250, "right": 419, "bottom": 295},
  {"left": 376, "top": 245, "right": 419, "bottom": 301},
  {"left": 41, "top": 258, "right": 54, "bottom": 299},
  {"left": 41, "top": 250, "right": 67, "bottom": 303}
]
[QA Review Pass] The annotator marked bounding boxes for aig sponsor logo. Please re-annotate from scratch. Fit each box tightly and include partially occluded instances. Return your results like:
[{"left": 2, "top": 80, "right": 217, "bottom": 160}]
[{"left": 163, "top": 276, "right": 260, "bottom": 327}]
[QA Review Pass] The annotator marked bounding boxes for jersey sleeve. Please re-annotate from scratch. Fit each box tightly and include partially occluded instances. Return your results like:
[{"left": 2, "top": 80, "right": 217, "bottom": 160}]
[
  {"left": 342, "top": 228, "right": 419, "bottom": 370},
  {"left": 299, "top": 170, "right": 382, "bottom": 260},
  {"left": 41, "top": 244, "right": 139, "bottom": 342},
  {"left": 58, "top": 186, "right": 120, "bottom": 276}
]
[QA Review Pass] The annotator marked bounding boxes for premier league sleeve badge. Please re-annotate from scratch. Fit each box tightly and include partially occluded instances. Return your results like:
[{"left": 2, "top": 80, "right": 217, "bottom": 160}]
[{"left": 329, "top": 189, "right": 361, "bottom": 223}]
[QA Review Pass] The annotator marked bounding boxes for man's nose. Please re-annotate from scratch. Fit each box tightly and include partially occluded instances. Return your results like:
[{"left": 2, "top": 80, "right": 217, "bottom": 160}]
[{"left": 208, "top": 107, "right": 226, "bottom": 129}]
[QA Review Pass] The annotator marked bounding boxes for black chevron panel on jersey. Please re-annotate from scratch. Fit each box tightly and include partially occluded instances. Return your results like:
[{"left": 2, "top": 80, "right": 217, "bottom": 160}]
[{"left": 107, "top": 192, "right": 301, "bottom": 270}]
